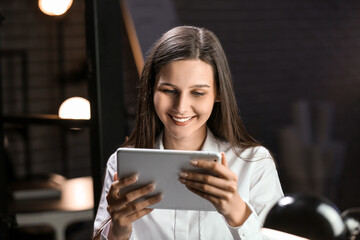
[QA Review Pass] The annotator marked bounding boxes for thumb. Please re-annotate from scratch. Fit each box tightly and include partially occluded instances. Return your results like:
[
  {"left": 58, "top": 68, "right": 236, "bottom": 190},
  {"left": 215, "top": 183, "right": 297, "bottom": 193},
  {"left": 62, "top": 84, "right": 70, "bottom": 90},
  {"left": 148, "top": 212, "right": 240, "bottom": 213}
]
[
  {"left": 220, "top": 152, "right": 228, "bottom": 168},
  {"left": 114, "top": 172, "right": 118, "bottom": 181}
]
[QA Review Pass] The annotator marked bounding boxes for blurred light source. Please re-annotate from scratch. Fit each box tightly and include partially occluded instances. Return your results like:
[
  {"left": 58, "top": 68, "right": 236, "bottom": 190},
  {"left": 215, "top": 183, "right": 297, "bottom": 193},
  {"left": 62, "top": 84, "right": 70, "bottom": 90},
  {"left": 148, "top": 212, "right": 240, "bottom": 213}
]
[
  {"left": 58, "top": 97, "right": 91, "bottom": 120},
  {"left": 38, "top": 0, "right": 73, "bottom": 16},
  {"left": 342, "top": 208, "right": 360, "bottom": 240},
  {"left": 262, "top": 194, "right": 347, "bottom": 240},
  {"left": 261, "top": 228, "right": 309, "bottom": 240}
]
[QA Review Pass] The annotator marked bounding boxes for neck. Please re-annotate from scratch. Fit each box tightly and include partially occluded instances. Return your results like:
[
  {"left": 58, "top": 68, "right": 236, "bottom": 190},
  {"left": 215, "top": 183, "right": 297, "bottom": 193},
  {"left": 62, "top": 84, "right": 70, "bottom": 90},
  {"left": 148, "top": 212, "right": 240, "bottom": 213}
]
[{"left": 163, "top": 129, "right": 207, "bottom": 151}]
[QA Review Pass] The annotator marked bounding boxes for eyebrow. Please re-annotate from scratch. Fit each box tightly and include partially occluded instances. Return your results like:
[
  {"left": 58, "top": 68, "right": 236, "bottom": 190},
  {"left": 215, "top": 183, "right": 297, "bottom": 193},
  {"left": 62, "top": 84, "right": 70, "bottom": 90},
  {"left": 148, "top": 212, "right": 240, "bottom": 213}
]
[{"left": 158, "top": 82, "right": 211, "bottom": 88}]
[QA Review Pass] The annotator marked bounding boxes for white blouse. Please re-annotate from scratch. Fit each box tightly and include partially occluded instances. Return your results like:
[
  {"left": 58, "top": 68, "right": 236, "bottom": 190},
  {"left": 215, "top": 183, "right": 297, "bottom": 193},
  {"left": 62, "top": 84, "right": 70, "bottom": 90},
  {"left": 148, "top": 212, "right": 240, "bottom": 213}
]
[{"left": 93, "top": 129, "right": 283, "bottom": 240}]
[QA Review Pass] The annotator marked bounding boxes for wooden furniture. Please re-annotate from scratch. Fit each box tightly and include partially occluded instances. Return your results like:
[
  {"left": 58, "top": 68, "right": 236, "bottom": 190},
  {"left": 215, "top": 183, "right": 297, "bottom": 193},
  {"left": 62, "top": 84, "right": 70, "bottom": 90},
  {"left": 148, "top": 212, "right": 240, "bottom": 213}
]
[{"left": 0, "top": 2, "right": 128, "bottom": 239}]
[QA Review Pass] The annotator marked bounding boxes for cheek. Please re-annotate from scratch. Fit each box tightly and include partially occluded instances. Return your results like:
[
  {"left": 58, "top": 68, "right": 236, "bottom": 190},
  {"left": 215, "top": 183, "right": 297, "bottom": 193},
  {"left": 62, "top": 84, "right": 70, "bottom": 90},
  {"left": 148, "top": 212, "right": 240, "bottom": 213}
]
[
  {"left": 195, "top": 99, "right": 215, "bottom": 117},
  {"left": 153, "top": 92, "right": 169, "bottom": 115},
  {"left": 153, "top": 93, "right": 161, "bottom": 113}
]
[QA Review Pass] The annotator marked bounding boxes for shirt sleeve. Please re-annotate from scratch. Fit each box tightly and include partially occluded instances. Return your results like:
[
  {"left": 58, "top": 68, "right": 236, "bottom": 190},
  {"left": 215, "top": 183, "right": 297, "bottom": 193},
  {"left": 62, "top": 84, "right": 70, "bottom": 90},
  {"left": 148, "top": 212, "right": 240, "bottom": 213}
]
[
  {"left": 226, "top": 212, "right": 265, "bottom": 240},
  {"left": 224, "top": 203, "right": 275, "bottom": 240},
  {"left": 100, "top": 221, "right": 111, "bottom": 240},
  {"left": 93, "top": 152, "right": 117, "bottom": 239},
  {"left": 93, "top": 152, "right": 137, "bottom": 240},
  {"left": 248, "top": 150, "right": 284, "bottom": 223},
  {"left": 225, "top": 148, "right": 283, "bottom": 240}
]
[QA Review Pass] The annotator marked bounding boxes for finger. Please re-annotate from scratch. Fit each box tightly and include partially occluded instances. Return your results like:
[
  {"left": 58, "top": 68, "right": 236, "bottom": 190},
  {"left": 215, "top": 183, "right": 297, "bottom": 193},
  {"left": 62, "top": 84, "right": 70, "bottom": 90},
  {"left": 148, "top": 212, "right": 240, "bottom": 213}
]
[
  {"left": 190, "top": 160, "right": 235, "bottom": 180},
  {"left": 114, "top": 172, "right": 118, "bottom": 181},
  {"left": 221, "top": 152, "right": 228, "bottom": 168},
  {"left": 117, "top": 174, "right": 138, "bottom": 186},
  {"left": 110, "top": 193, "right": 162, "bottom": 219},
  {"left": 179, "top": 172, "right": 236, "bottom": 192},
  {"left": 185, "top": 186, "right": 220, "bottom": 206},
  {"left": 107, "top": 174, "right": 138, "bottom": 205},
  {"left": 181, "top": 179, "right": 234, "bottom": 199},
  {"left": 122, "top": 194, "right": 162, "bottom": 216},
  {"left": 113, "top": 183, "right": 156, "bottom": 210},
  {"left": 126, "top": 208, "right": 153, "bottom": 223}
]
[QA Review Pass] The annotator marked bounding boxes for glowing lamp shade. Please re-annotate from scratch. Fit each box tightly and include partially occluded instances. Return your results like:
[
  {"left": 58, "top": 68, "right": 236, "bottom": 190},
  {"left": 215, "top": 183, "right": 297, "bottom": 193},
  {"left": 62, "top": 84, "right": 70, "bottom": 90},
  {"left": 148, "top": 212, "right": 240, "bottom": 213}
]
[
  {"left": 58, "top": 97, "right": 91, "bottom": 120},
  {"left": 38, "top": 0, "right": 73, "bottom": 16}
]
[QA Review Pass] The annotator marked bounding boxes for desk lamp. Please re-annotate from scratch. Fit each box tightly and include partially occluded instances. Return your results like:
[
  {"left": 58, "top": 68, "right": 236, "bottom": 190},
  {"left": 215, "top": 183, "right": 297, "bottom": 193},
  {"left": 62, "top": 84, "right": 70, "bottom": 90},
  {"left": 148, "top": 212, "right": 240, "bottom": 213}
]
[{"left": 261, "top": 194, "right": 347, "bottom": 240}]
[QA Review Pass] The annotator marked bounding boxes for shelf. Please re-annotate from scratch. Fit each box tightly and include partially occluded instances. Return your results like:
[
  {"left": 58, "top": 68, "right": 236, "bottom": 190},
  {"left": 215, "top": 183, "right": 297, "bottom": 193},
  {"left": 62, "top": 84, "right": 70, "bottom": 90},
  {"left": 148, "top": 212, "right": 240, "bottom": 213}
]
[{"left": 1, "top": 114, "right": 90, "bottom": 128}]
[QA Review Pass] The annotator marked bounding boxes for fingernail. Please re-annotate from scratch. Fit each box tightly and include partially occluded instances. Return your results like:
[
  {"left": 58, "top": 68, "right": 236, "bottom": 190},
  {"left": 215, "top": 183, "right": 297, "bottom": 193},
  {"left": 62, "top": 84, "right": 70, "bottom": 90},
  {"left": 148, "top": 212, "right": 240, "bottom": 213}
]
[
  {"left": 129, "top": 174, "right": 138, "bottom": 181},
  {"left": 179, "top": 178, "right": 186, "bottom": 183},
  {"left": 179, "top": 172, "right": 188, "bottom": 178},
  {"left": 190, "top": 160, "right": 198, "bottom": 166},
  {"left": 151, "top": 194, "right": 162, "bottom": 202},
  {"left": 147, "top": 184, "right": 155, "bottom": 191}
]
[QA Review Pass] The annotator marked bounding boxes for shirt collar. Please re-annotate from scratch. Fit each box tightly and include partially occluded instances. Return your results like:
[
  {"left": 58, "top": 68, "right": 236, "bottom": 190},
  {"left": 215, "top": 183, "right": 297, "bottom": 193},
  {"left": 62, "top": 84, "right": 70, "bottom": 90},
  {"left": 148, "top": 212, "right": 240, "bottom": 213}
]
[{"left": 154, "top": 127, "right": 219, "bottom": 152}]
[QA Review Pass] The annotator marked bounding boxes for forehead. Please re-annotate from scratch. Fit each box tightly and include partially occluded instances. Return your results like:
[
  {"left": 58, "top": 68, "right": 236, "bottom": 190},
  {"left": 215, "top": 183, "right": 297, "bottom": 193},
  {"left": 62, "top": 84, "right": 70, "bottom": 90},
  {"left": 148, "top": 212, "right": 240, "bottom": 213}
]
[{"left": 156, "top": 59, "right": 214, "bottom": 87}]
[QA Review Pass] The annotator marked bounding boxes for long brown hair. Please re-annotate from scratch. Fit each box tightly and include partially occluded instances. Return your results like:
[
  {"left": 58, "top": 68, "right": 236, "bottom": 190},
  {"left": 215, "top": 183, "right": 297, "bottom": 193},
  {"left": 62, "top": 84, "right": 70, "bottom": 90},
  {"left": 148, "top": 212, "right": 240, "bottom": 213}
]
[{"left": 123, "top": 26, "right": 260, "bottom": 154}]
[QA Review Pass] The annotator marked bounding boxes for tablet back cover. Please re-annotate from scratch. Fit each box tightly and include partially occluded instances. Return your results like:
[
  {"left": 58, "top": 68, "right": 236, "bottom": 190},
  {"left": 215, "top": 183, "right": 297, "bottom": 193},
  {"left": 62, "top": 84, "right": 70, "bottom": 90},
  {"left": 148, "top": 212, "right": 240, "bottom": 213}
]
[{"left": 116, "top": 148, "right": 221, "bottom": 211}]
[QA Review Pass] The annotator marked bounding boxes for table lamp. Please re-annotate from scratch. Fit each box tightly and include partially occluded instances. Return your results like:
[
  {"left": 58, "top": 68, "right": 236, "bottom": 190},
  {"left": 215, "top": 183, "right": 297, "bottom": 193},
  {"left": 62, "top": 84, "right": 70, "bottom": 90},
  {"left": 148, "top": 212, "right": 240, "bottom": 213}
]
[
  {"left": 58, "top": 97, "right": 91, "bottom": 120},
  {"left": 38, "top": 0, "right": 73, "bottom": 16},
  {"left": 261, "top": 194, "right": 347, "bottom": 240}
]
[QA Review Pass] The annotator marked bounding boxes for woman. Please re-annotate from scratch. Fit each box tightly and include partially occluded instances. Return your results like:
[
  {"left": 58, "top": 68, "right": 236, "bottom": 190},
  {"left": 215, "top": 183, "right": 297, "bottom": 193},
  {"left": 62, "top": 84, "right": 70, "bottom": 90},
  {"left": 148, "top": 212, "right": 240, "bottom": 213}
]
[{"left": 93, "top": 26, "right": 283, "bottom": 240}]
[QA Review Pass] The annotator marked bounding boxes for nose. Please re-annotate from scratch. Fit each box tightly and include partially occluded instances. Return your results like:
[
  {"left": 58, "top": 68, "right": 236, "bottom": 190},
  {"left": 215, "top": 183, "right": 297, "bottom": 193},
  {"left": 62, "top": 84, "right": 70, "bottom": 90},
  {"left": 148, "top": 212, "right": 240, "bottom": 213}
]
[{"left": 173, "top": 93, "right": 190, "bottom": 114}]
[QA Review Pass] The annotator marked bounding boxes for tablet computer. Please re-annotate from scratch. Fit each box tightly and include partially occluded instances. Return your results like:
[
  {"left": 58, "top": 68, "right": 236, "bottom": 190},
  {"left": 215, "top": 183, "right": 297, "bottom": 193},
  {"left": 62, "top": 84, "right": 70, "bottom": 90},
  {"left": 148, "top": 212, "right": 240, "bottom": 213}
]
[{"left": 116, "top": 148, "right": 222, "bottom": 211}]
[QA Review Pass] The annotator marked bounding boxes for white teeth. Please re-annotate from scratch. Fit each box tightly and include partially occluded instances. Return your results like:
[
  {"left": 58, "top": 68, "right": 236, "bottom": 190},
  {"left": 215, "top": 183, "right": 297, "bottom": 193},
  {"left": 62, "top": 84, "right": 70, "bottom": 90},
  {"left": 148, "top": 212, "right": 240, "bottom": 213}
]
[{"left": 172, "top": 116, "right": 193, "bottom": 122}]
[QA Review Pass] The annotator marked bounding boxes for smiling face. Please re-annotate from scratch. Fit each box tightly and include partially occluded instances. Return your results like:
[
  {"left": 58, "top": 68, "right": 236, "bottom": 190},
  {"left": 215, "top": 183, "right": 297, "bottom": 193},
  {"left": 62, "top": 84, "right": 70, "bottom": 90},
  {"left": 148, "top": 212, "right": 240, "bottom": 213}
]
[{"left": 153, "top": 59, "right": 218, "bottom": 149}]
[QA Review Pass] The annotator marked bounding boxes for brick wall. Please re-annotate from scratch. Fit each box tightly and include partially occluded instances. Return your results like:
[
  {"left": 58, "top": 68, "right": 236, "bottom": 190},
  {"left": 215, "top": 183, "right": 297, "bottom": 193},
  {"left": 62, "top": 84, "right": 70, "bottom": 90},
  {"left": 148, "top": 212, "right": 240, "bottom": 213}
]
[{"left": 0, "top": 0, "right": 90, "bottom": 178}]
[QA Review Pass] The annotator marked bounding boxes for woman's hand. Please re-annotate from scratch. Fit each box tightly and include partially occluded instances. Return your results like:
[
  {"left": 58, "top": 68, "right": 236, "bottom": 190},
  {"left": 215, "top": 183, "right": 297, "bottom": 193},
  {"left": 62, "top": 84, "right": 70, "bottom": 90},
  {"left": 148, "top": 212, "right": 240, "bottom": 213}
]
[
  {"left": 107, "top": 173, "right": 162, "bottom": 240},
  {"left": 178, "top": 152, "right": 251, "bottom": 227}
]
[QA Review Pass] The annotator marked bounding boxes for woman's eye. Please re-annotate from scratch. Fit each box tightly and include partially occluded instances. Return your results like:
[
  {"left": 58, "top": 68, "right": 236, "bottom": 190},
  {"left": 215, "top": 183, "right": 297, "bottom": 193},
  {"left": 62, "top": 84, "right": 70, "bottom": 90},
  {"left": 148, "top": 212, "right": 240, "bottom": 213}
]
[
  {"left": 192, "top": 91, "right": 205, "bottom": 96},
  {"left": 162, "top": 89, "right": 177, "bottom": 94}
]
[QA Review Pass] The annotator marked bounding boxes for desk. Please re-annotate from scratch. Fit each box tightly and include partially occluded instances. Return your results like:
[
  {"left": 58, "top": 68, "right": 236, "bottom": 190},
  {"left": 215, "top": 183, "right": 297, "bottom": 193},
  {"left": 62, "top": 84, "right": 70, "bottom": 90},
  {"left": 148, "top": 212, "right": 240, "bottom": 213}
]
[{"left": 10, "top": 176, "right": 94, "bottom": 240}]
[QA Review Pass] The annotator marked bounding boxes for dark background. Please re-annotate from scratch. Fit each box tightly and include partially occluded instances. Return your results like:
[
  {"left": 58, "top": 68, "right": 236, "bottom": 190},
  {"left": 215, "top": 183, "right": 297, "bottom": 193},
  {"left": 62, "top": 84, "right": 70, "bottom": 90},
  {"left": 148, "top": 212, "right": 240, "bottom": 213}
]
[{"left": 1, "top": 0, "right": 359, "bottom": 214}]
